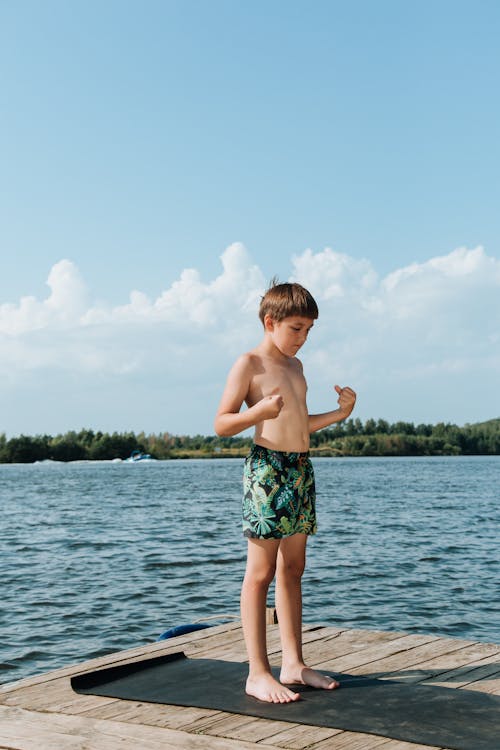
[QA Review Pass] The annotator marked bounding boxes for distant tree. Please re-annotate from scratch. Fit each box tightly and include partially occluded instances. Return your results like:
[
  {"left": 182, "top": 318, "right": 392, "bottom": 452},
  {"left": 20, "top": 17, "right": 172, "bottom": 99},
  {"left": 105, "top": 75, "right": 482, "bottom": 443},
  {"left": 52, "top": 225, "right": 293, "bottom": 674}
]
[
  {"left": 0, "top": 433, "right": 7, "bottom": 462},
  {"left": 376, "top": 419, "right": 390, "bottom": 434},
  {"left": 390, "top": 421, "right": 416, "bottom": 435},
  {"left": 416, "top": 423, "right": 433, "bottom": 437},
  {"left": 6, "top": 435, "right": 50, "bottom": 463},
  {"left": 364, "top": 419, "right": 377, "bottom": 435},
  {"left": 344, "top": 418, "right": 362, "bottom": 436},
  {"left": 77, "top": 429, "right": 96, "bottom": 447},
  {"left": 49, "top": 432, "right": 87, "bottom": 461}
]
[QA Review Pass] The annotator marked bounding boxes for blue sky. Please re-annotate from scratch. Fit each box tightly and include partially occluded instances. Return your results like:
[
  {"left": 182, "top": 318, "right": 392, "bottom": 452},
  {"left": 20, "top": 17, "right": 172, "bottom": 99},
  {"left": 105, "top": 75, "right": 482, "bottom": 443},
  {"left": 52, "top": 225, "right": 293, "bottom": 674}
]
[{"left": 1, "top": 1, "right": 499, "bottom": 437}]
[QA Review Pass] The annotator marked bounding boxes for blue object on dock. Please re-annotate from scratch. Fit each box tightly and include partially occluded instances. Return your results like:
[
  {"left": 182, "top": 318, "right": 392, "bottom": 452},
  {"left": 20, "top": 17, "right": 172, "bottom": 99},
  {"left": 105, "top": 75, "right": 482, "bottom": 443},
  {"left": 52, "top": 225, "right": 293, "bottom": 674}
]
[{"left": 157, "top": 623, "right": 212, "bottom": 641}]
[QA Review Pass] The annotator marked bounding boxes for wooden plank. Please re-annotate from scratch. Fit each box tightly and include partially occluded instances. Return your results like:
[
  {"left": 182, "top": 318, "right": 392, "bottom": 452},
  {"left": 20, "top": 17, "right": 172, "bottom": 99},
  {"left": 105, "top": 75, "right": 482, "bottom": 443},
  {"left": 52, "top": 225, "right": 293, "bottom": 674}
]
[
  {"left": 203, "top": 715, "right": 297, "bottom": 743},
  {"left": 1, "top": 679, "right": 80, "bottom": 710},
  {"left": 194, "top": 639, "right": 247, "bottom": 662},
  {"left": 352, "top": 638, "right": 478, "bottom": 679},
  {"left": 295, "top": 628, "right": 412, "bottom": 668},
  {"left": 175, "top": 709, "right": 260, "bottom": 734},
  {"left": 186, "top": 625, "right": 249, "bottom": 657},
  {"left": 176, "top": 709, "right": 298, "bottom": 745},
  {"left": 415, "top": 645, "right": 500, "bottom": 687},
  {"left": 48, "top": 695, "right": 118, "bottom": 715},
  {"left": 0, "top": 705, "right": 281, "bottom": 750},
  {"left": 255, "top": 723, "right": 343, "bottom": 749},
  {"left": 187, "top": 623, "right": 341, "bottom": 663},
  {"left": 78, "top": 699, "right": 223, "bottom": 729},
  {"left": 425, "top": 657, "right": 500, "bottom": 686},
  {"left": 177, "top": 620, "right": 334, "bottom": 661},
  {"left": 367, "top": 742, "right": 443, "bottom": 750},
  {"left": 195, "top": 713, "right": 258, "bottom": 736},
  {"left": 304, "top": 731, "right": 394, "bottom": 750},
  {"left": 310, "top": 633, "right": 439, "bottom": 675}
]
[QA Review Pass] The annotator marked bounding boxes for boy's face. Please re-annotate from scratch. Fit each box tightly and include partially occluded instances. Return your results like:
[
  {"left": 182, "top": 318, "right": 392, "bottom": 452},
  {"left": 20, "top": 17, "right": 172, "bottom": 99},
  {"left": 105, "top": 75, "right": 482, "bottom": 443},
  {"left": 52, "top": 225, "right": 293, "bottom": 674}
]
[{"left": 266, "top": 315, "right": 315, "bottom": 357}]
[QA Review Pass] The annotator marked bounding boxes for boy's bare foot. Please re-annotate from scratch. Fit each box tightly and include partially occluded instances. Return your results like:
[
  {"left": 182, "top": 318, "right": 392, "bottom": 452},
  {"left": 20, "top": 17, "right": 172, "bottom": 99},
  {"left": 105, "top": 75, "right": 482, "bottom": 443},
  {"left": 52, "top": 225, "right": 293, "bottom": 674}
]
[
  {"left": 246, "top": 673, "right": 301, "bottom": 703},
  {"left": 280, "top": 663, "right": 340, "bottom": 690}
]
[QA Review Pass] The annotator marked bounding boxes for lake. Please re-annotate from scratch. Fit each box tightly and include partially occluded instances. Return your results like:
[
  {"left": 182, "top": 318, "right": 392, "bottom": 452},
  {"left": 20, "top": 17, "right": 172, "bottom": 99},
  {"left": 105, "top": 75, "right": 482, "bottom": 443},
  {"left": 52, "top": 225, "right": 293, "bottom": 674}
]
[{"left": 1, "top": 456, "right": 499, "bottom": 684}]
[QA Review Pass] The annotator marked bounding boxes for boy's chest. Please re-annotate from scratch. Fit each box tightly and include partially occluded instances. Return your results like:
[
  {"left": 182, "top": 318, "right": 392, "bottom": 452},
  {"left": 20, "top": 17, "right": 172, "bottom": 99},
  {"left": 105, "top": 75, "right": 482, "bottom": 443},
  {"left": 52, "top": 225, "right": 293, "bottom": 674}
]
[{"left": 250, "top": 361, "right": 307, "bottom": 401}]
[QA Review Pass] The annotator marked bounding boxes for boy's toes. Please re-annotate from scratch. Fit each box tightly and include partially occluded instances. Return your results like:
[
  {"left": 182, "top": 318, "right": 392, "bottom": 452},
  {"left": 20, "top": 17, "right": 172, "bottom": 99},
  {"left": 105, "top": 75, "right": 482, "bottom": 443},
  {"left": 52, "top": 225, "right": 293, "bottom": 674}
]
[
  {"left": 281, "top": 665, "right": 340, "bottom": 690},
  {"left": 325, "top": 676, "right": 340, "bottom": 689},
  {"left": 277, "top": 686, "right": 299, "bottom": 703},
  {"left": 246, "top": 675, "right": 300, "bottom": 703}
]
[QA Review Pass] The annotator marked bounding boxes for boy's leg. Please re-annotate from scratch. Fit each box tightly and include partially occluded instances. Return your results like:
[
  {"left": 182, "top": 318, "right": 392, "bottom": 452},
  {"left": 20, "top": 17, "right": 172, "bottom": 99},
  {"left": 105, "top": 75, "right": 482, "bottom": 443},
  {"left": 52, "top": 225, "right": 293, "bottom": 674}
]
[
  {"left": 275, "top": 533, "right": 306, "bottom": 665},
  {"left": 241, "top": 538, "right": 300, "bottom": 703},
  {"left": 277, "top": 534, "right": 339, "bottom": 690}
]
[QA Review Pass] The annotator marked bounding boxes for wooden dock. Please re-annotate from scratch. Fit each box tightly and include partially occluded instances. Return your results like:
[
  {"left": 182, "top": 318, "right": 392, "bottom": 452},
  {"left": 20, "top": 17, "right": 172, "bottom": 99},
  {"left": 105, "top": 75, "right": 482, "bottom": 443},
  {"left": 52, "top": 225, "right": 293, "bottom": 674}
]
[{"left": 1, "top": 618, "right": 499, "bottom": 750}]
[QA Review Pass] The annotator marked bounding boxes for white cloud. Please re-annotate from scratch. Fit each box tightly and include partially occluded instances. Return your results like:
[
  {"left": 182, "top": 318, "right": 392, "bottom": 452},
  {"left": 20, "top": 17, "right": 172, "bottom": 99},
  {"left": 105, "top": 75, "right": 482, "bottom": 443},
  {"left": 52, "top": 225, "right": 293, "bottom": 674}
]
[
  {"left": 0, "top": 260, "right": 88, "bottom": 336},
  {"left": 290, "top": 247, "right": 377, "bottom": 300},
  {"left": 45, "top": 259, "right": 88, "bottom": 317},
  {"left": 79, "top": 242, "right": 264, "bottom": 330},
  {"left": 0, "top": 243, "right": 499, "bottom": 433}
]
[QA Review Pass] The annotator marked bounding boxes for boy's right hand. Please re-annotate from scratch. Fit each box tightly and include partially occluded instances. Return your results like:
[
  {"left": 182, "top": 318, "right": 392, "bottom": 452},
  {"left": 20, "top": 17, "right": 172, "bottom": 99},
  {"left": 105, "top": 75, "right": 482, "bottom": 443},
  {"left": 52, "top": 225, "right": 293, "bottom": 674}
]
[{"left": 256, "top": 394, "right": 284, "bottom": 420}]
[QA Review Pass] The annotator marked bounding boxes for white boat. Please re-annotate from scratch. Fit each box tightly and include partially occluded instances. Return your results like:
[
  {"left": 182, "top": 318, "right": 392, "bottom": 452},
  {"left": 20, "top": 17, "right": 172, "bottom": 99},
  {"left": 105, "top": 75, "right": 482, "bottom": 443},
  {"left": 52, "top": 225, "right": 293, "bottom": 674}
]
[{"left": 124, "top": 450, "right": 155, "bottom": 463}]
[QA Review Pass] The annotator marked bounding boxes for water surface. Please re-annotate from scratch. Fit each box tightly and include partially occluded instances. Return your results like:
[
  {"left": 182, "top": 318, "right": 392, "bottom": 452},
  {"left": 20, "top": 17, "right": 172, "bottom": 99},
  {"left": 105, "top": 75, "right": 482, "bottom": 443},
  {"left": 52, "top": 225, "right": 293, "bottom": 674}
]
[{"left": 1, "top": 456, "right": 499, "bottom": 684}]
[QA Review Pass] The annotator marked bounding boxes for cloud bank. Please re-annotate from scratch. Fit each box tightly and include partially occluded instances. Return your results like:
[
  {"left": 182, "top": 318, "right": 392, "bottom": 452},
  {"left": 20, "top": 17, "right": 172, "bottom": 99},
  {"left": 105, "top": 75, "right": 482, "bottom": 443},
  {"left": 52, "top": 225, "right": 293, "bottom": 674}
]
[{"left": 1, "top": 243, "right": 498, "bottom": 434}]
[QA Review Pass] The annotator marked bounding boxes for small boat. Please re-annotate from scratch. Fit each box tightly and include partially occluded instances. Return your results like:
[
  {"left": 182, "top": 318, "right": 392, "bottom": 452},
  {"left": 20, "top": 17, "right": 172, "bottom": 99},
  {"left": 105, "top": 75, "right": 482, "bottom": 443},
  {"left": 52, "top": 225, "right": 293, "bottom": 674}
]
[{"left": 124, "top": 450, "right": 155, "bottom": 463}]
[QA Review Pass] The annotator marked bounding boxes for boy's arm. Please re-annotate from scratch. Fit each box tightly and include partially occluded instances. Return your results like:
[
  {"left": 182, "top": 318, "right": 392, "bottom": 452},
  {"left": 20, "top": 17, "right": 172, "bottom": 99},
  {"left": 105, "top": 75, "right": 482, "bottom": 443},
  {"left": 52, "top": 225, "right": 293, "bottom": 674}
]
[
  {"left": 308, "top": 385, "right": 356, "bottom": 433},
  {"left": 214, "top": 355, "right": 283, "bottom": 437}
]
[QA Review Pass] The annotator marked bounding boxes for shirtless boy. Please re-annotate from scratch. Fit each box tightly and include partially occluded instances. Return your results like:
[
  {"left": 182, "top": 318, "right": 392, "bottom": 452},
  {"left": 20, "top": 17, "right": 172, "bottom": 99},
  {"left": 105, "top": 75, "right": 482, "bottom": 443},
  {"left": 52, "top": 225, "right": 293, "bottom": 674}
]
[{"left": 214, "top": 281, "right": 356, "bottom": 703}]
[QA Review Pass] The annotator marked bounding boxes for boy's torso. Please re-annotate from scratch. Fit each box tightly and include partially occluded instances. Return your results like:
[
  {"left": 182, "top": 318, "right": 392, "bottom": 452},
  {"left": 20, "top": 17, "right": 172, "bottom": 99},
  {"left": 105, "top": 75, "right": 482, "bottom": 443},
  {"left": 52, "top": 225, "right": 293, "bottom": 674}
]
[{"left": 246, "top": 352, "right": 310, "bottom": 452}]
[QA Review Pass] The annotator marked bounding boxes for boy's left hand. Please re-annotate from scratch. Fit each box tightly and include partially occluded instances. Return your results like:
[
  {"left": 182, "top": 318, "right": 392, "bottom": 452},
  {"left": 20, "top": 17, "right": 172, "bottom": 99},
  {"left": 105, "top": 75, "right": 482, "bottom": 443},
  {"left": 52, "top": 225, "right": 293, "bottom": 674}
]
[{"left": 334, "top": 385, "right": 356, "bottom": 417}]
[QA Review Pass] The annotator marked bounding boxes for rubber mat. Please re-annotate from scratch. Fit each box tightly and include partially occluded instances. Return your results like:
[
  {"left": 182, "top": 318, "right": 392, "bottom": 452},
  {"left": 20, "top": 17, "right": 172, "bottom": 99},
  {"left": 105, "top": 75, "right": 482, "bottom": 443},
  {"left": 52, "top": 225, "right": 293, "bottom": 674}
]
[{"left": 71, "top": 651, "right": 500, "bottom": 750}]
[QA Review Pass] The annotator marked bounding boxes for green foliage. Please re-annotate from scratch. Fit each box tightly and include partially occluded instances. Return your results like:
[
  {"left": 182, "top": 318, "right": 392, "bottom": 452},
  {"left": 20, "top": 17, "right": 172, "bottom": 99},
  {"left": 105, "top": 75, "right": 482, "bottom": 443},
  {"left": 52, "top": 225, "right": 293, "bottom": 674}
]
[
  {"left": 0, "top": 419, "right": 498, "bottom": 462},
  {"left": 311, "top": 417, "right": 500, "bottom": 456}
]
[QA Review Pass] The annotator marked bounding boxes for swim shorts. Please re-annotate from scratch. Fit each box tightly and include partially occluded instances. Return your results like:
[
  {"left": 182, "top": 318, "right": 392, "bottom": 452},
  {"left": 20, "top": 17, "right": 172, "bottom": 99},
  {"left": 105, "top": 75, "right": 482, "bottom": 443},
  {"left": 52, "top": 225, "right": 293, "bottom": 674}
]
[{"left": 242, "top": 444, "right": 317, "bottom": 539}]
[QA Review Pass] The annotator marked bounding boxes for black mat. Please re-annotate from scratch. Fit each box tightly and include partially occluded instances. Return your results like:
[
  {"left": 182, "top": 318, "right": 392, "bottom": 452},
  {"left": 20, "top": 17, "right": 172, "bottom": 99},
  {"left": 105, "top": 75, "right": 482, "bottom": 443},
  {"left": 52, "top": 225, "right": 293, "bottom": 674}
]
[{"left": 71, "top": 651, "right": 500, "bottom": 750}]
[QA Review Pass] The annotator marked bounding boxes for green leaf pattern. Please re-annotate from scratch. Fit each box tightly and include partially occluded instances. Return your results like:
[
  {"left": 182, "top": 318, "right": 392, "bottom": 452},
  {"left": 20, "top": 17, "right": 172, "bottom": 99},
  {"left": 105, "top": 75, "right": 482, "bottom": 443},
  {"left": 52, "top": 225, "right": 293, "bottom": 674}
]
[{"left": 242, "top": 444, "right": 317, "bottom": 539}]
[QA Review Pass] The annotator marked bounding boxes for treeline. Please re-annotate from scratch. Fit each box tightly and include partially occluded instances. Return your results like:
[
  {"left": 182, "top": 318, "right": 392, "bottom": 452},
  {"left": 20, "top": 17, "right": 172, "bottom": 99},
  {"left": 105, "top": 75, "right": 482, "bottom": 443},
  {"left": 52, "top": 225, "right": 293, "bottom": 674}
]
[
  {"left": 0, "top": 429, "right": 250, "bottom": 463},
  {"left": 0, "top": 419, "right": 499, "bottom": 463},
  {"left": 309, "top": 418, "right": 500, "bottom": 457}
]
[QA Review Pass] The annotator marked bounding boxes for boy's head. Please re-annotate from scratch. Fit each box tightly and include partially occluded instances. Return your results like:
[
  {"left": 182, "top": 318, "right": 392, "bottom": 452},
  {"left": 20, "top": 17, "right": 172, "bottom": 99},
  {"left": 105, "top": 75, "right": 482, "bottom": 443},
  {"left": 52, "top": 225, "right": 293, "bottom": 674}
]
[{"left": 259, "top": 280, "right": 318, "bottom": 326}]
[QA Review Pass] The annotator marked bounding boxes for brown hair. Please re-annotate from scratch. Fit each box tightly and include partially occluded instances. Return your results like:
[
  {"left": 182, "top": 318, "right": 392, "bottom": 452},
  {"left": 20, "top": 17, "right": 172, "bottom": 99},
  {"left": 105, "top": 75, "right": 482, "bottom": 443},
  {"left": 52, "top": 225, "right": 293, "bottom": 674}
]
[{"left": 259, "top": 279, "right": 318, "bottom": 325}]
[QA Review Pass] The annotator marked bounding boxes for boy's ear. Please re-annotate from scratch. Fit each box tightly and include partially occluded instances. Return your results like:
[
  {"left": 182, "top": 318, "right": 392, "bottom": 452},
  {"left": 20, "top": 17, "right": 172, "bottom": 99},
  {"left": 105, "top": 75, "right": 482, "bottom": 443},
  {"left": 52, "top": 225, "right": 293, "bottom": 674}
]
[{"left": 263, "top": 314, "right": 275, "bottom": 331}]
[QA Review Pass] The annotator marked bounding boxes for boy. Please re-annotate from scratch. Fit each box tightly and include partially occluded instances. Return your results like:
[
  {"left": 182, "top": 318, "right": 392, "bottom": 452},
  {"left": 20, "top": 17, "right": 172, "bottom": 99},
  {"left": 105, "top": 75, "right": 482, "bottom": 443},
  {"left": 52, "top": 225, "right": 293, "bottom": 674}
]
[{"left": 214, "top": 281, "right": 356, "bottom": 703}]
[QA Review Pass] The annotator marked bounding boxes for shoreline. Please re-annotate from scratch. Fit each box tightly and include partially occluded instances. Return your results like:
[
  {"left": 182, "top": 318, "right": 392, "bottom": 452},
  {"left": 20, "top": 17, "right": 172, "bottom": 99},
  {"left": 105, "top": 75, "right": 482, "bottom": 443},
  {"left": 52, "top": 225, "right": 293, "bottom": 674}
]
[{"left": 1, "top": 450, "right": 500, "bottom": 465}]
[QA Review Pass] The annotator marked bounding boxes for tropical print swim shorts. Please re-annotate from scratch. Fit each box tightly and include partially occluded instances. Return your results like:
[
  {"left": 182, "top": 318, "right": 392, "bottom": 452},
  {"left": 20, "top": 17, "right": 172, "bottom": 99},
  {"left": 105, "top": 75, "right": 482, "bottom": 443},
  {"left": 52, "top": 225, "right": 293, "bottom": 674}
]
[{"left": 242, "top": 444, "right": 317, "bottom": 539}]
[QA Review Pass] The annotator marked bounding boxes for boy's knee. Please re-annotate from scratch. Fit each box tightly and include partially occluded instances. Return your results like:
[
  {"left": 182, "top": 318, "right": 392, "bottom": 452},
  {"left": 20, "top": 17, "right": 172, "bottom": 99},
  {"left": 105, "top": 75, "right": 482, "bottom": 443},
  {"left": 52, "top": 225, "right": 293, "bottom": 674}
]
[
  {"left": 278, "top": 558, "right": 305, "bottom": 580},
  {"left": 245, "top": 564, "right": 276, "bottom": 588}
]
